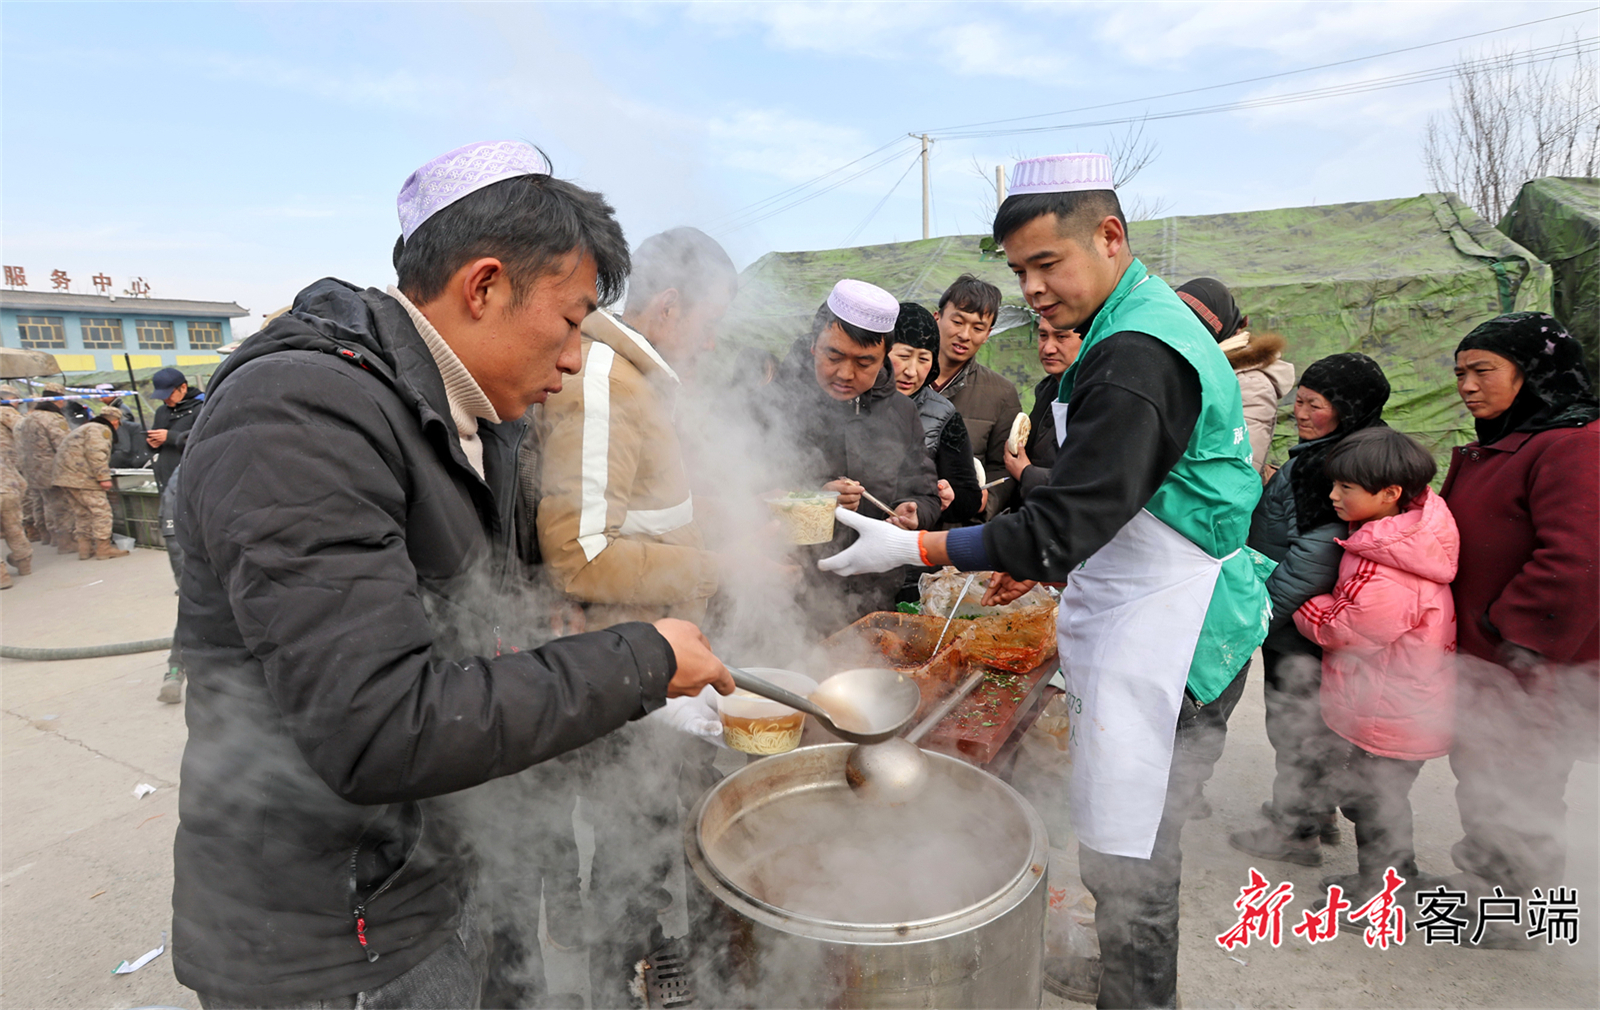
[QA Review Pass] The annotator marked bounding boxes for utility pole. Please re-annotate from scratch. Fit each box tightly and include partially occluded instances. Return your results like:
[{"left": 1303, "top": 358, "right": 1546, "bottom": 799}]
[
  {"left": 914, "top": 133, "right": 931, "bottom": 240},
  {"left": 995, "top": 165, "right": 1006, "bottom": 206}
]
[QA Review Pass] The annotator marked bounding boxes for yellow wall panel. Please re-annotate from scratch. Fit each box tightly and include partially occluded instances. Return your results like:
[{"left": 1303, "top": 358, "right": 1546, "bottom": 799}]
[{"left": 54, "top": 354, "right": 98, "bottom": 373}]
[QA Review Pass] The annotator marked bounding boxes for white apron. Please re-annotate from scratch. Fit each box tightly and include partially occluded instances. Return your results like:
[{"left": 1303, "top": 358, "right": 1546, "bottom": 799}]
[{"left": 1055, "top": 504, "right": 1233, "bottom": 859}]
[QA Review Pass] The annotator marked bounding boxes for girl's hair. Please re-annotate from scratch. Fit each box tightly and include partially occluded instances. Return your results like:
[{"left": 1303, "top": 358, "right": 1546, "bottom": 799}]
[{"left": 1322, "top": 426, "right": 1437, "bottom": 507}]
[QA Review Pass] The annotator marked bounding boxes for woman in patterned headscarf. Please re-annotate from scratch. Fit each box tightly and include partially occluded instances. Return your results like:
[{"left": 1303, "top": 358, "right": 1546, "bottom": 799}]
[{"left": 1442, "top": 313, "right": 1598, "bottom": 943}]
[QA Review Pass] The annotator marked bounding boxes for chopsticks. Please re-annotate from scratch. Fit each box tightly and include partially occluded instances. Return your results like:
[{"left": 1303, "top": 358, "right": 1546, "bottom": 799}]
[
  {"left": 848, "top": 476, "right": 1009, "bottom": 519},
  {"left": 857, "top": 487, "right": 897, "bottom": 517}
]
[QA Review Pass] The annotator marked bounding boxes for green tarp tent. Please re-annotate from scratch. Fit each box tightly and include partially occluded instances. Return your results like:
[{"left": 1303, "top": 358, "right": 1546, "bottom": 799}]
[
  {"left": 725, "top": 193, "right": 1550, "bottom": 466},
  {"left": 1498, "top": 177, "right": 1599, "bottom": 378}
]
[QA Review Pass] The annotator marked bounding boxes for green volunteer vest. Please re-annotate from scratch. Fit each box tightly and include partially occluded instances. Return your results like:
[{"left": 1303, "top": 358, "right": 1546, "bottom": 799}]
[{"left": 1059, "top": 258, "right": 1273, "bottom": 702}]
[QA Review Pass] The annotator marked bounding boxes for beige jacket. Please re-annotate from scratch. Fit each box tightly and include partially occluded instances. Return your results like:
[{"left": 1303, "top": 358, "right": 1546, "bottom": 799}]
[
  {"left": 51, "top": 420, "right": 113, "bottom": 489},
  {"left": 0, "top": 406, "right": 25, "bottom": 495},
  {"left": 15, "top": 408, "right": 69, "bottom": 487},
  {"left": 1224, "top": 331, "right": 1296, "bottom": 475},
  {"left": 535, "top": 310, "right": 718, "bottom": 628}
]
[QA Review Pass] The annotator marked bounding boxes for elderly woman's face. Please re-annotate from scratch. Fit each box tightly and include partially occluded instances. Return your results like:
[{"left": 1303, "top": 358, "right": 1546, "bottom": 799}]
[
  {"left": 1293, "top": 387, "right": 1340, "bottom": 441},
  {"left": 1455, "top": 349, "right": 1525, "bottom": 420}
]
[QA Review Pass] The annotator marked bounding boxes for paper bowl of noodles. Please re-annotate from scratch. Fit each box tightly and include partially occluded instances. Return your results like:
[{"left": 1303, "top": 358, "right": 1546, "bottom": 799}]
[
  {"left": 766, "top": 490, "right": 840, "bottom": 545},
  {"left": 717, "top": 667, "right": 817, "bottom": 755}
]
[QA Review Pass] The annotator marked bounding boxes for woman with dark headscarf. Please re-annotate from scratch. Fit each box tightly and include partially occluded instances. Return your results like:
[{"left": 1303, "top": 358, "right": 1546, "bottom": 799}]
[
  {"left": 1228, "top": 353, "right": 1391, "bottom": 858},
  {"left": 1177, "top": 277, "right": 1296, "bottom": 476},
  {"left": 1441, "top": 313, "right": 1598, "bottom": 944},
  {"left": 887, "top": 302, "right": 984, "bottom": 526}
]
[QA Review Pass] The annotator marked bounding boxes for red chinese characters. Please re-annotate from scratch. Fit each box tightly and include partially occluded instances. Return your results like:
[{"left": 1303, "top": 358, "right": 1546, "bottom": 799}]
[
  {"left": 1217, "top": 867, "right": 1296, "bottom": 950},
  {"left": 1293, "top": 884, "right": 1353, "bottom": 944},
  {"left": 1350, "top": 867, "right": 1408, "bottom": 949}
]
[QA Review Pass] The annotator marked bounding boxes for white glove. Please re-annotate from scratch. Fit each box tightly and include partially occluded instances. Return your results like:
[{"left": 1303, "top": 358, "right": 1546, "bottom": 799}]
[
  {"left": 817, "top": 507, "right": 923, "bottom": 576},
  {"left": 645, "top": 685, "right": 727, "bottom": 746}
]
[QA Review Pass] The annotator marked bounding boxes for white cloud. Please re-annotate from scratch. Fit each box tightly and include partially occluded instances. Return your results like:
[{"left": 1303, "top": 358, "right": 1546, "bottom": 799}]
[
  {"left": 670, "top": 1, "right": 934, "bottom": 60},
  {"left": 1090, "top": 0, "right": 1487, "bottom": 66},
  {"left": 706, "top": 109, "right": 877, "bottom": 182},
  {"left": 196, "top": 53, "right": 462, "bottom": 114}
]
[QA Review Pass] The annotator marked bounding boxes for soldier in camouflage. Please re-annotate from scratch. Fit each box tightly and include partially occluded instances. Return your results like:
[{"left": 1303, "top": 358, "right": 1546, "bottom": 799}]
[
  {"left": 15, "top": 382, "right": 74, "bottom": 550},
  {"left": 0, "top": 385, "right": 30, "bottom": 588},
  {"left": 51, "top": 406, "right": 129, "bottom": 560}
]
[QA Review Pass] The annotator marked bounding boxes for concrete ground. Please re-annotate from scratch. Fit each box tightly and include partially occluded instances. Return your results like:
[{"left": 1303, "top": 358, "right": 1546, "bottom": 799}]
[{"left": 2, "top": 545, "right": 1596, "bottom": 1008}]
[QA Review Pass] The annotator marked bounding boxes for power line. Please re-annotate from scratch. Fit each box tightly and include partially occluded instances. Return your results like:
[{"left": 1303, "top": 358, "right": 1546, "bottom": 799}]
[
  {"left": 713, "top": 139, "right": 920, "bottom": 234},
  {"left": 914, "top": 6, "right": 1597, "bottom": 136},
  {"left": 703, "top": 137, "right": 915, "bottom": 232},
  {"left": 707, "top": 8, "right": 1596, "bottom": 233},
  {"left": 935, "top": 36, "right": 1596, "bottom": 141},
  {"left": 842, "top": 152, "right": 923, "bottom": 246}
]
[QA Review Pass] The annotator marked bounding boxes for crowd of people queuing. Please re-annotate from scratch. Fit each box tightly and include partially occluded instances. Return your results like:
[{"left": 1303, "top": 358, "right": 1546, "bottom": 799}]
[{"left": 1, "top": 140, "right": 1594, "bottom": 1010}]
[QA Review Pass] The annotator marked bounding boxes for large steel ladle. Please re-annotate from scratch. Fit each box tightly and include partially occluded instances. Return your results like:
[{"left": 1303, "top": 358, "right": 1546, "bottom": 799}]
[
  {"left": 728, "top": 667, "right": 920, "bottom": 745},
  {"left": 845, "top": 668, "right": 988, "bottom": 805}
]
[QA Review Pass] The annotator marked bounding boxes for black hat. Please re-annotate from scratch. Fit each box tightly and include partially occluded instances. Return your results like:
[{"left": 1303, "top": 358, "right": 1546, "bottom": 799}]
[
  {"left": 1176, "top": 277, "right": 1245, "bottom": 342},
  {"left": 151, "top": 367, "right": 187, "bottom": 400}
]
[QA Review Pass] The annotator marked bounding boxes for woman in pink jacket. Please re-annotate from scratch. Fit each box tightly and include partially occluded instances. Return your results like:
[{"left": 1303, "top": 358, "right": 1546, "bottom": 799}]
[{"left": 1294, "top": 426, "right": 1459, "bottom": 903}]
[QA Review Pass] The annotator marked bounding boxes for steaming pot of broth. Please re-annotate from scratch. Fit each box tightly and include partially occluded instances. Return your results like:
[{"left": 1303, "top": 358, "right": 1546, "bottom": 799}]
[{"left": 684, "top": 743, "right": 1047, "bottom": 1008}]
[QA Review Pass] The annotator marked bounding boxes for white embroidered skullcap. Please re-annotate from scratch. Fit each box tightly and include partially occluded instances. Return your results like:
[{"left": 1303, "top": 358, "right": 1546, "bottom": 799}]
[
  {"left": 397, "top": 140, "right": 553, "bottom": 241},
  {"left": 827, "top": 279, "right": 899, "bottom": 334},
  {"left": 1008, "top": 153, "right": 1115, "bottom": 196}
]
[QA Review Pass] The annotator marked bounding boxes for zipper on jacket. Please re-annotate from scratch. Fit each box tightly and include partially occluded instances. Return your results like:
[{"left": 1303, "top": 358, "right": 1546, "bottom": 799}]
[
  {"left": 347, "top": 804, "right": 425, "bottom": 963},
  {"left": 348, "top": 847, "right": 380, "bottom": 963}
]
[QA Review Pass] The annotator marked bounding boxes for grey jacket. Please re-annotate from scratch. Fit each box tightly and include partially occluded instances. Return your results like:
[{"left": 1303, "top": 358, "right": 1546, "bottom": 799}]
[{"left": 1247, "top": 448, "right": 1345, "bottom": 654}]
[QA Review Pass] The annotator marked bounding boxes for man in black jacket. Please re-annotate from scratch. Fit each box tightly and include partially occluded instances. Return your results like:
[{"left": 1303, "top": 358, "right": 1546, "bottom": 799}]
[
  {"left": 766, "top": 279, "right": 940, "bottom": 632},
  {"left": 171, "top": 140, "right": 732, "bottom": 1008},
  {"left": 93, "top": 385, "right": 152, "bottom": 469},
  {"left": 147, "top": 367, "right": 202, "bottom": 491}
]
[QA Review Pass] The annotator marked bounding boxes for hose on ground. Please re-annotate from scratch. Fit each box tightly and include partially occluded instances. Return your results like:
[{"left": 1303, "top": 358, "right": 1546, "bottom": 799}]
[{"left": 0, "top": 637, "right": 173, "bottom": 661}]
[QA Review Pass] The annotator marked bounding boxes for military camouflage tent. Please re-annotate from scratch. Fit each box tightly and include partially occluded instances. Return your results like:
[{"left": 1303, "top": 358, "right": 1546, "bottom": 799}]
[
  {"left": 1497, "top": 177, "right": 1599, "bottom": 378},
  {"left": 724, "top": 193, "right": 1550, "bottom": 465}
]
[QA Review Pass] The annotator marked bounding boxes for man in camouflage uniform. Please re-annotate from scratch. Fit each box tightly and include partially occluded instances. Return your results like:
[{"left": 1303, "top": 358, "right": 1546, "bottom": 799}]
[
  {"left": 15, "top": 382, "right": 74, "bottom": 551},
  {"left": 0, "top": 385, "right": 31, "bottom": 588},
  {"left": 51, "top": 407, "right": 129, "bottom": 560}
]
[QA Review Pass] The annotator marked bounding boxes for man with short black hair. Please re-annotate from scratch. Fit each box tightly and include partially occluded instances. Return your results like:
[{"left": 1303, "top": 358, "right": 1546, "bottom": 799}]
[
  {"left": 931, "top": 273, "right": 1021, "bottom": 517},
  {"left": 170, "top": 141, "right": 734, "bottom": 1008},
  {"left": 821, "top": 154, "right": 1270, "bottom": 1009}
]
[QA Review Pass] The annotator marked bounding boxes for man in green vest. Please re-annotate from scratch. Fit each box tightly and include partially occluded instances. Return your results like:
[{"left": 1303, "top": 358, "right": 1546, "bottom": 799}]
[{"left": 821, "top": 153, "right": 1271, "bottom": 1009}]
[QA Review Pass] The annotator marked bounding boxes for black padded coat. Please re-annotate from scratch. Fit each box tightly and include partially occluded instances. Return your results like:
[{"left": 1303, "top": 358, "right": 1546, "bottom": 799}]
[{"left": 170, "top": 279, "right": 676, "bottom": 1004}]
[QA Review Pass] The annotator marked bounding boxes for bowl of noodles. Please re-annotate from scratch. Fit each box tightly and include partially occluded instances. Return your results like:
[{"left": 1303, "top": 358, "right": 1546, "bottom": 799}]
[
  {"left": 717, "top": 667, "right": 818, "bottom": 755},
  {"left": 766, "top": 490, "right": 840, "bottom": 545}
]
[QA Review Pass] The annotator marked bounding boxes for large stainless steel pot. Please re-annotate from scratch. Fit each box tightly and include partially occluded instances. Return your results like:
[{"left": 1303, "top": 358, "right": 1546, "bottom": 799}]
[{"left": 684, "top": 743, "right": 1047, "bottom": 1009}]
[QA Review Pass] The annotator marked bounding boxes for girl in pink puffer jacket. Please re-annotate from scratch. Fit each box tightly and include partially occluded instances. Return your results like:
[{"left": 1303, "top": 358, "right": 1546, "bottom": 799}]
[{"left": 1294, "top": 427, "right": 1459, "bottom": 901}]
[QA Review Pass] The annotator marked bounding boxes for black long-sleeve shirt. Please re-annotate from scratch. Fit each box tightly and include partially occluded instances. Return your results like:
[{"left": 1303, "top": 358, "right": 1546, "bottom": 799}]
[
  {"left": 934, "top": 408, "right": 983, "bottom": 525},
  {"left": 1014, "top": 372, "right": 1062, "bottom": 504},
  {"left": 946, "top": 331, "right": 1202, "bottom": 580}
]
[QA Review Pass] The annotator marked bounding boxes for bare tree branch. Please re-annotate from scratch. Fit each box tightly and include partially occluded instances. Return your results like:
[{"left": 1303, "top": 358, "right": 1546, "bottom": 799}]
[{"left": 1423, "top": 34, "right": 1599, "bottom": 223}]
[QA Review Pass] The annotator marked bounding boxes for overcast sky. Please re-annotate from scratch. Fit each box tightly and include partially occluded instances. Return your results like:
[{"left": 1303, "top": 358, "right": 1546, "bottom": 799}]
[{"left": 2, "top": 1, "right": 1592, "bottom": 334}]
